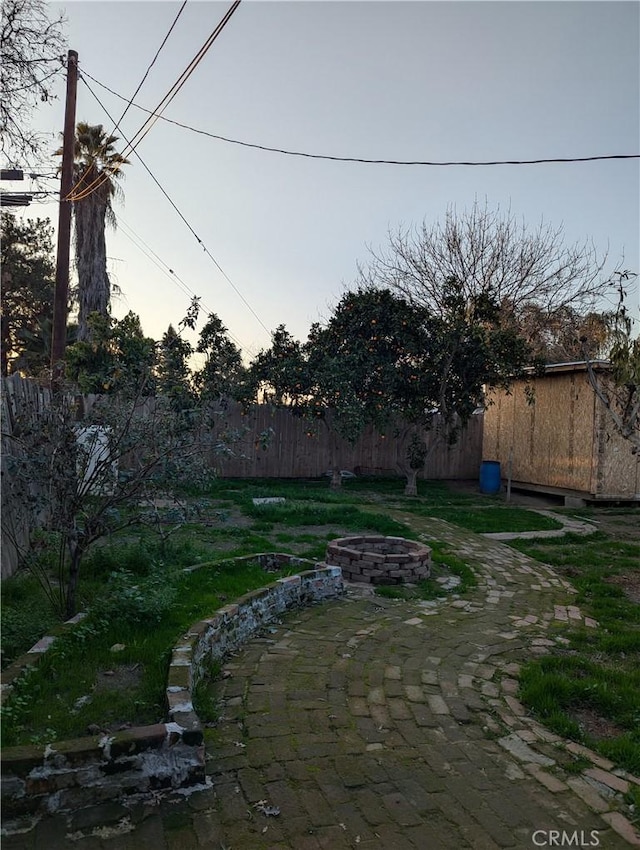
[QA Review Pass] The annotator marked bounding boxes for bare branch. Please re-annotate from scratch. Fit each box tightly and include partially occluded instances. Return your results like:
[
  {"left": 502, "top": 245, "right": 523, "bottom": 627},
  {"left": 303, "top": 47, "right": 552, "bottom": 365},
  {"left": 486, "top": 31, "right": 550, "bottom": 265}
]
[
  {"left": 0, "top": 0, "right": 66, "bottom": 166},
  {"left": 358, "top": 201, "right": 613, "bottom": 322}
]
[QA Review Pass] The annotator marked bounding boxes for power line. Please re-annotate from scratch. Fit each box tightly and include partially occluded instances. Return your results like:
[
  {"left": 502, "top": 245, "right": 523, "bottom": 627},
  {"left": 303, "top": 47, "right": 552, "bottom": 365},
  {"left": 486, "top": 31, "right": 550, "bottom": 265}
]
[
  {"left": 117, "top": 217, "right": 247, "bottom": 351},
  {"left": 117, "top": 0, "right": 188, "bottom": 128},
  {"left": 123, "top": 0, "right": 241, "bottom": 155},
  {"left": 68, "top": 0, "right": 241, "bottom": 203},
  {"left": 68, "top": 1, "right": 188, "bottom": 203},
  {"left": 118, "top": 217, "right": 196, "bottom": 300},
  {"left": 79, "top": 71, "right": 271, "bottom": 340},
  {"left": 79, "top": 70, "right": 640, "bottom": 168}
]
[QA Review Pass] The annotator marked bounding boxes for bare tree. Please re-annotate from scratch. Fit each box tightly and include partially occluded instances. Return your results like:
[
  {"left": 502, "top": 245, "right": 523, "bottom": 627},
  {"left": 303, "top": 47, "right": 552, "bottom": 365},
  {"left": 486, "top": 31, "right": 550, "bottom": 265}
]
[
  {"left": 1, "top": 377, "right": 238, "bottom": 618},
  {"left": 583, "top": 271, "right": 640, "bottom": 454},
  {"left": 358, "top": 201, "right": 615, "bottom": 324},
  {"left": 1, "top": 0, "right": 66, "bottom": 166}
]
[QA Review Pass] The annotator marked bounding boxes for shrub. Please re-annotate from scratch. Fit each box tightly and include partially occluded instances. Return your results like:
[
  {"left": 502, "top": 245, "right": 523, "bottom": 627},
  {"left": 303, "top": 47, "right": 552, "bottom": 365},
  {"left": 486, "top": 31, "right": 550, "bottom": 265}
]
[{"left": 92, "top": 566, "right": 179, "bottom": 626}]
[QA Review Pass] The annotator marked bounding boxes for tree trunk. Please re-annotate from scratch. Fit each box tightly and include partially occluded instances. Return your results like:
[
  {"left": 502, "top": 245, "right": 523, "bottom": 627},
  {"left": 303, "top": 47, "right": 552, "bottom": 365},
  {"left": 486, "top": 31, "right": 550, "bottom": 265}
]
[
  {"left": 1, "top": 312, "right": 9, "bottom": 376},
  {"left": 404, "top": 468, "right": 418, "bottom": 496},
  {"left": 65, "top": 539, "right": 84, "bottom": 619},
  {"left": 74, "top": 191, "right": 110, "bottom": 342},
  {"left": 322, "top": 414, "right": 343, "bottom": 488}
]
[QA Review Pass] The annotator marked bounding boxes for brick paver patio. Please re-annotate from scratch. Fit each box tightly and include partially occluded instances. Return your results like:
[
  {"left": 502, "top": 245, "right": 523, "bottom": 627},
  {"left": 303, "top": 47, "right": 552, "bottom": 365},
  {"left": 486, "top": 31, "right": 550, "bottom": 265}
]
[{"left": 4, "top": 515, "right": 639, "bottom": 849}]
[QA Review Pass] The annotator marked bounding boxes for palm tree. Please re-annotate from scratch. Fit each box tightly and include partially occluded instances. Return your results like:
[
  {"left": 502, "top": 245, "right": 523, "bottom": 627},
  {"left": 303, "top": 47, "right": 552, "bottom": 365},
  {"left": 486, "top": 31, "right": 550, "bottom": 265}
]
[{"left": 58, "top": 123, "right": 129, "bottom": 342}]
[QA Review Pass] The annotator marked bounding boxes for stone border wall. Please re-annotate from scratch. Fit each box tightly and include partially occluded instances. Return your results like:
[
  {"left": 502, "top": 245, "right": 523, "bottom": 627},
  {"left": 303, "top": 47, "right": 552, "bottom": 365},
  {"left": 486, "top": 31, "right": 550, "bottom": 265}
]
[{"left": 0, "top": 557, "right": 343, "bottom": 824}]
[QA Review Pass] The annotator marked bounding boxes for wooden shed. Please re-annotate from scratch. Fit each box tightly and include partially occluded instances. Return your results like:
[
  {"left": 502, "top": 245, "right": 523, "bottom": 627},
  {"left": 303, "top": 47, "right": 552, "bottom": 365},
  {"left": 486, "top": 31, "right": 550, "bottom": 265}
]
[{"left": 483, "top": 362, "right": 639, "bottom": 504}]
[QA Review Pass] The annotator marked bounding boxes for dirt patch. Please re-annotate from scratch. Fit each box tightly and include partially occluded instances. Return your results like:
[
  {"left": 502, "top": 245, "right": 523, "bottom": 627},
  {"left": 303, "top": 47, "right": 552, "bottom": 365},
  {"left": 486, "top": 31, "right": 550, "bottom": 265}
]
[
  {"left": 571, "top": 707, "right": 626, "bottom": 741},
  {"left": 604, "top": 571, "right": 640, "bottom": 604},
  {"left": 87, "top": 665, "right": 146, "bottom": 734},
  {"left": 94, "top": 664, "right": 143, "bottom": 693},
  {"left": 582, "top": 510, "right": 640, "bottom": 543}
]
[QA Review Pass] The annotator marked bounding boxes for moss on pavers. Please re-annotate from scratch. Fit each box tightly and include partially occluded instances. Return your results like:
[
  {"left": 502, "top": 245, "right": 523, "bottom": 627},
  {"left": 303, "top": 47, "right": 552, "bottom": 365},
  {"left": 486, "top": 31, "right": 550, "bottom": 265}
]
[{"left": 4, "top": 521, "right": 639, "bottom": 848}]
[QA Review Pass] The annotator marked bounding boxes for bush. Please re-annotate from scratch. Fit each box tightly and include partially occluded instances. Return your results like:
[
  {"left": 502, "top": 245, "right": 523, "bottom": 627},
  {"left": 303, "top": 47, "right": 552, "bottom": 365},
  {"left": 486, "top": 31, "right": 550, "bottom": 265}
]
[
  {"left": 92, "top": 566, "right": 179, "bottom": 626},
  {"left": 1, "top": 575, "right": 58, "bottom": 668}
]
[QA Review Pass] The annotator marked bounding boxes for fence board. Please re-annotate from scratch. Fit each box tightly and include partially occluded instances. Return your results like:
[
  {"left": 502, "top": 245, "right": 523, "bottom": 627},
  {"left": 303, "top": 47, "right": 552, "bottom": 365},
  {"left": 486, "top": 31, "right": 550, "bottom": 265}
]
[
  {"left": 215, "top": 404, "right": 483, "bottom": 480},
  {"left": 1, "top": 377, "right": 483, "bottom": 578},
  {"left": 1, "top": 375, "right": 53, "bottom": 578}
]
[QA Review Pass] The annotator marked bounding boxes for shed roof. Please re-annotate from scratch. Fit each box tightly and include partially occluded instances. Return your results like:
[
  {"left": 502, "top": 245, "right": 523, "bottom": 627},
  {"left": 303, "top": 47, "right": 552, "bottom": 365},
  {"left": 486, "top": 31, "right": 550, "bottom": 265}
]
[{"left": 524, "top": 360, "right": 611, "bottom": 376}]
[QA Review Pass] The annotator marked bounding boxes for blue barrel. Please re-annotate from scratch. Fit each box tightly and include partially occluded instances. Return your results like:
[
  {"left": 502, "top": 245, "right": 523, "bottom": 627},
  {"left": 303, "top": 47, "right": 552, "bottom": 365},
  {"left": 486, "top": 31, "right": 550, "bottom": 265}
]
[{"left": 479, "top": 460, "right": 502, "bottom": 495}]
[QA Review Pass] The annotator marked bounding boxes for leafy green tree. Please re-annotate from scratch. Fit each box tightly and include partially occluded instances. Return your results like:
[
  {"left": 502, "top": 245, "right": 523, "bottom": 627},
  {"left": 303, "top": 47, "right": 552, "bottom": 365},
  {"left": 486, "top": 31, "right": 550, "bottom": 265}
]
[
  {"left": 57, "top": 123, "right": 129, "bottom": 342},
  {"left": 193, "top": 313, "right": 245, "bottom": 402},
  {"left": 156, "top": 324, "right": 195, "bottom": 412},
  {"left": 313, "top": 285, "right": 531, "bottom": 494},
  {"left": 1, "top": 213, "right": 56, "bottom": 376},
  {"left": 244, "top": 324, "right": 310, "bottom": 407},
  {"left": 65, "top": 311, "right": 156, "bottom": 394},
  {"left": 305, "top": 289, "right": 433, "bottom": 490}
]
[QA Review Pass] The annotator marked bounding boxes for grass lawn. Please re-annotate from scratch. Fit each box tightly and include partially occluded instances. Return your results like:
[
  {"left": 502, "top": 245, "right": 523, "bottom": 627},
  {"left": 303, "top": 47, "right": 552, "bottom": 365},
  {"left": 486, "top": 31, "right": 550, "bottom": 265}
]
[
  {"left": 1, "top": 558, "right": 299, "bottom": 747},
  {"left": 0, "top": 476, "right": 606, "bottom": 748},
  {"left": 508, "top": 519, "right": 640, "bottom": 775}
]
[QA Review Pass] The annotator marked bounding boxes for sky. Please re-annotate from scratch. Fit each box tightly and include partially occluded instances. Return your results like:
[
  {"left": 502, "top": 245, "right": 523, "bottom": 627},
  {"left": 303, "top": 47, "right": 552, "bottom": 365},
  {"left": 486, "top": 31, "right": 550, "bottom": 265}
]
[{"left": 11, "top": 0, "right": 640, "bottom": 362}]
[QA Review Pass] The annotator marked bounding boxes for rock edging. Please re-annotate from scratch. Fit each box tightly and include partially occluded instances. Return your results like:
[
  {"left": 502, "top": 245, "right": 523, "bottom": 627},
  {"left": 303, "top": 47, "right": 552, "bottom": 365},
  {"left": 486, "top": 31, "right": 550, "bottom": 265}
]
[{"left": 0, "top": 556, "right": 343, "bottom": 826}]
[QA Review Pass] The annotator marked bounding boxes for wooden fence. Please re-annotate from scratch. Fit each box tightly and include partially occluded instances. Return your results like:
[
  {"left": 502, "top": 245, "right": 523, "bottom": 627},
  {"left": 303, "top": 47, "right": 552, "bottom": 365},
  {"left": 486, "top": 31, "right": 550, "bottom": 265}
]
[
  {"left": 1, "top": 375, "right": 53, "bottom": 578},
  {"left": 215, "top": 404, "right": 483, "bottom": 480},
  {"left": 1, "top": 375, "right": 484, "bottom": 578}
]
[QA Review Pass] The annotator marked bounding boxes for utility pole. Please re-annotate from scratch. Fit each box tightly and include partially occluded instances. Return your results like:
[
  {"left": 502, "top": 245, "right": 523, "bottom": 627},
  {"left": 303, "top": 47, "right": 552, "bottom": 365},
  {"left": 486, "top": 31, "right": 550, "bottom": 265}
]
[{"left": 50, "top": 49, "right": 78, "bottom": 383}]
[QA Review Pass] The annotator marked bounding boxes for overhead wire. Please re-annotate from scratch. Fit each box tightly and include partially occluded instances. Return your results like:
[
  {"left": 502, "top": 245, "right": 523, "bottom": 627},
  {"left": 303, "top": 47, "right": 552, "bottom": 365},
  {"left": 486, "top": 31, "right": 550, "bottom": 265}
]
[
  {"left": 116, "top": 0, "right": 188, "bottom": 128},
  {"left": 79, "top": 70, "right": 270, "bottom": 340},
  {"left": 67, "top": 0, "right": 241, "bottom": 203},
  {"left": 68, "top": 0, "right": 188, "bottom": 201},
  {"left": 122, "top": 0, "right": 241, "bottom": 155},
  {"left": 78, "top": 69, "right": 640, "bottom": 168},
  {"left": 117, "top": 216, "right": 247, "bottom": 351},
  {"left": 118, "top": 217, "right": 196, "bottom": 300}
]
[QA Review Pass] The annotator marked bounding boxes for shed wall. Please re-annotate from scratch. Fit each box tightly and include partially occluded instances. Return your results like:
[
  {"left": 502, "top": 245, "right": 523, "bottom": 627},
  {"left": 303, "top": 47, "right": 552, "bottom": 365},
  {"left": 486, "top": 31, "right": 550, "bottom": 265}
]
[{"left": 484, "top": 372, "right": 638, "bottom": 498}]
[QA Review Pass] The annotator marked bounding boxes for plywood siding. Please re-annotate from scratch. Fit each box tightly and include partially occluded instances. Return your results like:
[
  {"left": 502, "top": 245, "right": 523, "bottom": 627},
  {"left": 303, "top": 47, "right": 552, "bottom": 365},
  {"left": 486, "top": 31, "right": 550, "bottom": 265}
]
[
  {"left": 594, "top": 390, "right": 640, "bottom": 498},
  {"left": 484, "top": 370, "right": 639, "bottom": 498}
]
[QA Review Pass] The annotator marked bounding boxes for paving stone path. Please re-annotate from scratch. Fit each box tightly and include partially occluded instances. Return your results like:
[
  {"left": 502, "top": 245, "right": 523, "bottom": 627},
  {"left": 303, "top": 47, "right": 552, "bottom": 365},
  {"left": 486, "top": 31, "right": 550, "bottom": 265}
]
[{"left": 6, "top": 516, "right": 639, "bottom": 849}]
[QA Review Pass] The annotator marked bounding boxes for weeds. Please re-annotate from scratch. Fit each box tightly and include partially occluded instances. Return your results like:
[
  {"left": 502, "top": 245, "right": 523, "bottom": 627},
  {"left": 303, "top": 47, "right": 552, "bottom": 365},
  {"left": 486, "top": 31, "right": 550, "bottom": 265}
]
[
  {"left": 1, "top": 558, "right": 297, "bottom": 746},
  {"left": 4, "top": 476, "right": 636, "bottom": 769},
  {"left": 401, "top": 504, "right": 563, "bottom": 533},
  {"left": 509, "top": 523, "right": 640, "bottom": 775},
  {"left": 247, "top": 499, "right": 414, "bottom": 537},
  {"left": 1, "top": 574, "right": 59, "bottom": 667}
]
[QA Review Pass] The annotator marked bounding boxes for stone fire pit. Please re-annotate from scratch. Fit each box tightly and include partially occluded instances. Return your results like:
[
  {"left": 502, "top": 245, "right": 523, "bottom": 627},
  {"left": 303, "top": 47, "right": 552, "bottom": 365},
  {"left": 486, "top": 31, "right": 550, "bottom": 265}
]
[{"left": 326, "top": 535, "right": 431, "bottom": 585}]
